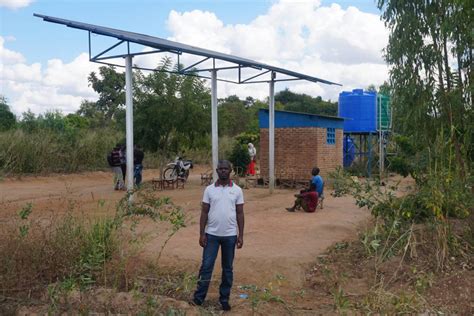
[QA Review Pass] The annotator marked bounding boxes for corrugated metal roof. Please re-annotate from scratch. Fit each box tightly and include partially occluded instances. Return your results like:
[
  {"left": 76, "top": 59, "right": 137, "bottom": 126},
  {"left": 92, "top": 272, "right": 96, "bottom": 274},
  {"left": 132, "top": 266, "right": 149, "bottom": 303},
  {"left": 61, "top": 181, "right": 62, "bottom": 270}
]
[{"left": 34, "top": 13, "right": 341, "bottom": 86}]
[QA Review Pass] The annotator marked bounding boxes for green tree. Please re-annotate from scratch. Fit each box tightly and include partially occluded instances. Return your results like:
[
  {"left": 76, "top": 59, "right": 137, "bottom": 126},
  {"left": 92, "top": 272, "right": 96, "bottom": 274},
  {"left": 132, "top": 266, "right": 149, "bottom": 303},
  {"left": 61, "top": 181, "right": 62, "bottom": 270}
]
[
  {"left": 37, "top": 111, "right": 66, "bottom": 132},
  {"left": 65, "top": 113, "right": 90, "bottom": 129},
  {"left": 378, "top": 0, "right": 473, "bottom": 178},
  {"left": 87, "top": 66, "right": 126, "bottom": 123},
  {"left": 218, "top": 95, "right": 254, "bottom": 136},
  {"left": 0, "top": 95, "right": 16, "bottom": 131},
  {"left": 77, "top": 100, "right": 107, "bottom": 128},
  {"left": 19, "top": 110, "right": 38, "bottom": 132},
  {"left": 366, "top": 84, "right": 377, "bottom": 93},
  {"left": 275, "top": 88, "right": 337, "bottom": 116},
  {"left": 133, "top": 57, "right": 211, "bottom": 153},
  {"left": 229, "top": 142, "right": 250, "bottom": 176},
  {"left": 366, "top": 82, "right": 391, "bottom": 95}
]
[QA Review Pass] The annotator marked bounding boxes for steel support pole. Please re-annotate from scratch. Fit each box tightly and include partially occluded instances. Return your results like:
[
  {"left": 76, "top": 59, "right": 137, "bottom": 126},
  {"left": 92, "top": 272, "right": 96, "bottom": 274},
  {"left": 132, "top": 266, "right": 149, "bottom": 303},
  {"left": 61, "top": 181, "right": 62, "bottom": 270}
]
[
  {"left": 125, "top": 55, "right": 134, "bottom": 197},
  {"left": 367, "top": 133, "right": 372, "bottom": 178},
  {"left": 268, "top": 72, "right": 275, "bottom": 193},
  {"left": 378, "top": 94, "right": 384, "bottom": 181},
  {"left": 211, "top": 70, "right": 218, "bottom": 181}
]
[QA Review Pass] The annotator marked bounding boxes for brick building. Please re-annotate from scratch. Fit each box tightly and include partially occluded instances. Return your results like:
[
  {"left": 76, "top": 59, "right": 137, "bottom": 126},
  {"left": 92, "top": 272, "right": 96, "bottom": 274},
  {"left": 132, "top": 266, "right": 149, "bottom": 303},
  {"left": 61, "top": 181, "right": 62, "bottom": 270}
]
[{"left": 259, "top": 109, "right": 343, "bottom": 180}]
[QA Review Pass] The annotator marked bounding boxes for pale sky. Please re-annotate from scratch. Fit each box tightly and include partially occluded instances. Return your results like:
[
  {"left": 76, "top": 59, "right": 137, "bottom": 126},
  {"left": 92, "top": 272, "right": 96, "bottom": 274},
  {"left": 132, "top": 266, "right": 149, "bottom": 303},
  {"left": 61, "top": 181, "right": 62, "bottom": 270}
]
[{"left": 0, "top": 0, "right": 388, "bottom": 116}]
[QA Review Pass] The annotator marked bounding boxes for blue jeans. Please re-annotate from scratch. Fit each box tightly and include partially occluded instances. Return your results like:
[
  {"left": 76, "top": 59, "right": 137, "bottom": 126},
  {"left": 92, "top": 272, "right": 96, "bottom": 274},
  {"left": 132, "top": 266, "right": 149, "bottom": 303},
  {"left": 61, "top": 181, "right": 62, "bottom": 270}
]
[
  {"left": 194, "top": 234, "right": 237, "bottom": 305},
  {"left": 134, "top": 164, "right": 143, "bottom": 186}
]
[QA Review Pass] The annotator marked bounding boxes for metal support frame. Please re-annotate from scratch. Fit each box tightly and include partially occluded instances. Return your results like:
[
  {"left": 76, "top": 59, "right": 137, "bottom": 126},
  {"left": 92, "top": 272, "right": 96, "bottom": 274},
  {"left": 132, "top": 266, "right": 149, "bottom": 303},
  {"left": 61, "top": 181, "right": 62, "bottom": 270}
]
[
  {"left": 183, "top": 65, "right": 242, "bottom": 73},
  {"left": 343, "top": 131, "right": 392, "bottom": 179},
  {"left": 36, "top": 13, "right": 341, "bottom": 196},
  {"left": 92, "top": 40, "right": 125, "bottom": 60},
  {"left": 125, "top": 55, "right": 134, "bottom": 197},
  {"left": 378, "top": 94, "right": 384, "bottom": 181},
  {"left": 241, "top": 78, "right": 301, "bottom": 84},
  {"left": 180, "top": 56, "right": 210, "bottom": 72},
  {"left": 93, "top": 49, "right": 167, "bottom": 61},
  {"left": 241, "top": 70, "right": 271, "bottom": 83},
  {"left": 86, "top": 34, "right": 313, "bottom": 86},
  {"left": 88, "top": 37, "right": 181, "bottom": 63},
  {"left": 211, "top": 70, "right": 218, "bottom": 181},
  {"left": 268, "top": 71, "right": 276, "bottom": 193},
  {"left": 367, "top": 133, "right": 372, "bottom": 177}
]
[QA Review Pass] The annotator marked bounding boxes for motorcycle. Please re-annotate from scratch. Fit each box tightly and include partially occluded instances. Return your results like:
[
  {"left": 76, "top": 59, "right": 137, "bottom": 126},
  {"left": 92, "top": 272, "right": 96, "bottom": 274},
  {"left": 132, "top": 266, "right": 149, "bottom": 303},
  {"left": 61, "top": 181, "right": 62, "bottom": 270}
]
[{"left": 163, "top": 156, "right": 193, "bottom": 180}]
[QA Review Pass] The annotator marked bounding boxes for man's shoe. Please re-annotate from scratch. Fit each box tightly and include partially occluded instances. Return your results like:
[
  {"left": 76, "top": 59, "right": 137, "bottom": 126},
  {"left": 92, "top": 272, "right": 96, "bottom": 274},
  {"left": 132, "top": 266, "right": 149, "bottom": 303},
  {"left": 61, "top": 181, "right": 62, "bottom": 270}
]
[
  {"left": 190, "top": 298, "right": 202, "bottom": 306},
  {"left": 286, "top": 207, "right": 295, "bottom": 212},
  {"left": 221, "top": 302, "right": 231, "bottom": 311}
]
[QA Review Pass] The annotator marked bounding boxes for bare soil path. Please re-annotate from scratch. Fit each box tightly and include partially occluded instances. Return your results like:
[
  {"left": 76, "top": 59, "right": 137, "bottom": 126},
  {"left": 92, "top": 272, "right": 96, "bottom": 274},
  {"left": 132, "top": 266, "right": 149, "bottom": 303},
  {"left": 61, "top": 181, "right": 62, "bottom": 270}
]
[{"left": 0, "top": 166, "right": 370, "bottom": 308}]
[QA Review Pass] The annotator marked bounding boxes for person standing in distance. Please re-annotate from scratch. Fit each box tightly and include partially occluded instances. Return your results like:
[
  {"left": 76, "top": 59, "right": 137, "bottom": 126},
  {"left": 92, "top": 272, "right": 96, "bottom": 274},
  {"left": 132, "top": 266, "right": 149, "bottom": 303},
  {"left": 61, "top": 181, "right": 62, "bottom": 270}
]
[
  {"left": 107, "top": 144, "right": 124, "bottom": 190},
  {"left": 193, "top": 160, "right": 245, "bottom": 311},
  {"left": 133, "top": 145, "right": 144, "bottom": 187},
  {"left": 247, "top": 143, "right": 257, "bottom": 176}
]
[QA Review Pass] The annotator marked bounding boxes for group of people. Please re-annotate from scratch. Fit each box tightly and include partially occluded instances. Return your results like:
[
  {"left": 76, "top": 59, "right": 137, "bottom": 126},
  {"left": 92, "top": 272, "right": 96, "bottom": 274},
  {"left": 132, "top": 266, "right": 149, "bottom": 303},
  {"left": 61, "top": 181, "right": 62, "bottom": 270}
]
[{"left": 107, "top": 144, "right": 144, "bottom": 190}]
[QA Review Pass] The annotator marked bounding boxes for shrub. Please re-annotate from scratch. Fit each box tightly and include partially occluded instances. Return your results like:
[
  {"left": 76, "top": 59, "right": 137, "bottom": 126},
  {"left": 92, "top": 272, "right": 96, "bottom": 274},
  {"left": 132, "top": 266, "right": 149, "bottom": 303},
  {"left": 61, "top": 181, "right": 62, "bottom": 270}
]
[
  {"left": 235, "top": 132, "right": 259, "bottom": 146},
  {"left": 229, "top": 142, "right": 250, "bottom": 176},
  {"left": 0, "top": 188, "right": 187, "bottom": 294}
]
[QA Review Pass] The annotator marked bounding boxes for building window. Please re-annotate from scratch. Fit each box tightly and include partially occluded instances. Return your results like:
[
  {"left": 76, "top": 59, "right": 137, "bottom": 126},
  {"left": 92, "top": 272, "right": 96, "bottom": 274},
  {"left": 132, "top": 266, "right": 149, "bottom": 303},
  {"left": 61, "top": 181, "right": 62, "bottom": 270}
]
[{"left": 327, "top": 128, "right": 335, "bottom": 145}]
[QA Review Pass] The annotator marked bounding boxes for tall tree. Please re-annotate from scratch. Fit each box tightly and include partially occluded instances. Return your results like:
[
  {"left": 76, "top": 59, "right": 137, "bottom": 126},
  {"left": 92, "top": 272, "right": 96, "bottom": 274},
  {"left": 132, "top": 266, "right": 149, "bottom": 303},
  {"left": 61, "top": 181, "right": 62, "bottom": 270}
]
[
  {"left": 87, "top": 66, "right": 126, "bottom": 123},
  {"left": 218, "top": 95, "right": 254, "bottom": 136},
  {"left": 378, "top": 0, "right": 473, "bottom": 177},
  {"left": 0, "top": 95, "right": 16, "bottom": 131},
  {"left": 275, "top": 88, "right": 338, "bottom": 116},
  {"left": 133, "top": 58, "right": 211, "bottom": 152}
]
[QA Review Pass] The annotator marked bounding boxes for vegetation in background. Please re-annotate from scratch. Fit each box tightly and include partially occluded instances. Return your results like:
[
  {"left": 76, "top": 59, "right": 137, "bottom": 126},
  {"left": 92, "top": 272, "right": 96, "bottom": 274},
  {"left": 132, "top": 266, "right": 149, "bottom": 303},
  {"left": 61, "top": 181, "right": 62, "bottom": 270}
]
[
  {"left": 0, "top": 125, "right": 121, "bottom": 175},
  {"left": 1, "top": 57, "right": 336, "bottom": 175},
  {"left": 218, "top": 95, "right": 258, "bottom": 136},
  {"left": 229, "top": 142, "right": 250, "bottom": 176},
  {"left": 275, "top": 88, "right": 338, "bottom": 116},
  {"left": 323, "top": 1, "right": 473, "bottom": 313},
  {"left": 378, "top": 0, "right": 472, "bottom": 179},
  {"left": 0, "top": 96, "right": 16, "bottom": 132},
  {"left": 374, "top": 0, "right": 473, "bottom": 239},
  {"left": 133, "top": 58, "right": 211, "bottom": 153},
  {"left": 85, "top": 66, "right": 126, "bottom": 125},
  {"left": 228, "top": 132, "right": 259, "bottom": 175}
]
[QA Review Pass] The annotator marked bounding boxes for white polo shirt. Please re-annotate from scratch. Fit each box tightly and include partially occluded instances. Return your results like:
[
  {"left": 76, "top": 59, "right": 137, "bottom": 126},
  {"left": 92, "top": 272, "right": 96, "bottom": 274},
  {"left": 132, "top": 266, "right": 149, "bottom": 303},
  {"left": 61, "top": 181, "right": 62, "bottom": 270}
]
[{"left": 203, "top": 181, "right": 244, "bottom": 237}]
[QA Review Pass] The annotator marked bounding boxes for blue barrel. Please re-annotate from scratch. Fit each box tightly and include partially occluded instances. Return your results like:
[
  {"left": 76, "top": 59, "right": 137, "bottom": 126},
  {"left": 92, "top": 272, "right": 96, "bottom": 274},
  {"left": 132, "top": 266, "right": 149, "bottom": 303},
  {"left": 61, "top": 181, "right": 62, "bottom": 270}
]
[{"left": 338, "top": 89, "right": 377, "bottom": 133}]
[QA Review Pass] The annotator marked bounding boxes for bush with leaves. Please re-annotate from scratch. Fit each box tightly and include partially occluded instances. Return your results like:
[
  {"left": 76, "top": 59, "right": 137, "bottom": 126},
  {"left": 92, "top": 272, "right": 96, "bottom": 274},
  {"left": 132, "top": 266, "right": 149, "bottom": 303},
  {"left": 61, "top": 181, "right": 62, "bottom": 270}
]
[
  {"left": 235, "top": 132, "right": 259, "bottom": 147},
  {"left": 229, "top": 142, "right": 251, "bottom": 176}
]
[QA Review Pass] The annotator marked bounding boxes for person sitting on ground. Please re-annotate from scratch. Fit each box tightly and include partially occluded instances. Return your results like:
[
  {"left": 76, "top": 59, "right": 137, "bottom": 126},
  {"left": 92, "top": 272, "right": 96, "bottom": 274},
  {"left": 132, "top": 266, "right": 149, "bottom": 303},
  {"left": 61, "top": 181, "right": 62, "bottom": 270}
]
[
  {"left": 311, "top": 167, "right": 324, "bottom": 208},
  {"left": 286, "top": 183, "right": 319, "bottom": 213}
]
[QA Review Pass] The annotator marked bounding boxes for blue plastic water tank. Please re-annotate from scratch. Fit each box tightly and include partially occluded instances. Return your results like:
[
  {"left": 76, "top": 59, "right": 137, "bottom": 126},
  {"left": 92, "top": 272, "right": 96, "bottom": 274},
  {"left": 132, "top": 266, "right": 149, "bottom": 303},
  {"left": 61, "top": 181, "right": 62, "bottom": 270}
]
[{"left": 338, "top": 89, "right": 377, "bottom": 133}]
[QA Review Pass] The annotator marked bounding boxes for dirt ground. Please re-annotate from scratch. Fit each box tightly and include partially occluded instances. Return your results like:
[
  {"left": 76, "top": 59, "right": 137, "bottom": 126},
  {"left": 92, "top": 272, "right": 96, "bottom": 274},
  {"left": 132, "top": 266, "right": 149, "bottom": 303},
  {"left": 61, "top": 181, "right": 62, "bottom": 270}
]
[{"left": 0, "top": 166, "right": 371, "bottom": 312}]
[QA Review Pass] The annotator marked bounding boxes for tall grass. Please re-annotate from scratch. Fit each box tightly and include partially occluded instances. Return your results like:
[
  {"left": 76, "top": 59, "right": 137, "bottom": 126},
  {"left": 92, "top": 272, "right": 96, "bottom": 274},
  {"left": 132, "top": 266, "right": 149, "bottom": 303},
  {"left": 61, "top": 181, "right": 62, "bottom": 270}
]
[
  {"left": 0, "top": 129, "right": 122, "bottom": 175},
  {"left": 0, "top": 189, "right": 187, "bottom": 299},
  {"left": 0, "top": 209, "right": 120, "bottom": 293},
  {"left": 0, "top": 128, "right": 240, "bottom": 176}
]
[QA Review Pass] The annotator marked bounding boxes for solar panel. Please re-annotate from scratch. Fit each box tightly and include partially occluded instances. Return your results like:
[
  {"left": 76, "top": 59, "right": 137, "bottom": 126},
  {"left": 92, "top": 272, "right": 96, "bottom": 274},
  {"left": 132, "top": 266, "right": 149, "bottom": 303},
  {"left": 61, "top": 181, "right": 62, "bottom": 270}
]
[{"left": 34, "top": 13, "right": 340, "bottom": 86}]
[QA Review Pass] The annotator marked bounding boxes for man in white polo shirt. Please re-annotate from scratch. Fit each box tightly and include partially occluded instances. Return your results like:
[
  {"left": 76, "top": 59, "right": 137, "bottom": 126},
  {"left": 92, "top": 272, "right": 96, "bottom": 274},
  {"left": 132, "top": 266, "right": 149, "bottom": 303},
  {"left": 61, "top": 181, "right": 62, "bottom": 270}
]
[{"left": 193, "top": 160, "right": 245, "bottom": 311}]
